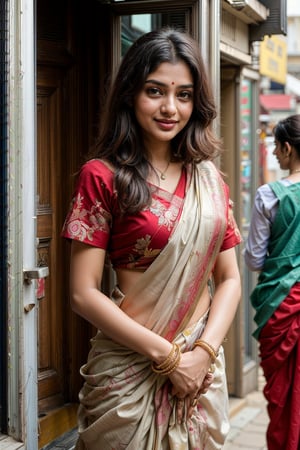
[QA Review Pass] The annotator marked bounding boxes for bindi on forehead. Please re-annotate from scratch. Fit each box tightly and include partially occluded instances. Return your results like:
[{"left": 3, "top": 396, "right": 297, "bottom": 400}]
[{"left": 171, "top": 81, "right": 175, "bottom": 85}]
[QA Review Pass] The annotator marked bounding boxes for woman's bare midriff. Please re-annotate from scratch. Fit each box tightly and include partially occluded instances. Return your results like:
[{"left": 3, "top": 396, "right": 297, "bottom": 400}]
[{"left": 116, "top": 268, "right": 211, "bottom": 327}]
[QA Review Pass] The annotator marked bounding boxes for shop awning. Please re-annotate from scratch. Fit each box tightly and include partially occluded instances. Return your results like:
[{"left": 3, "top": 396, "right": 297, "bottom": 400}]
[{"left": 259, "top": 94, "right": 296, "bottom": 111}]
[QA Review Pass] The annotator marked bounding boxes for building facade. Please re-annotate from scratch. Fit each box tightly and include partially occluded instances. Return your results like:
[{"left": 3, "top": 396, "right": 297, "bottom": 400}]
[
  {"left": 0, "top": 0, "right": 286, "bottom": 448},
  {"left": 287, "top": 0, "right": 300, "bottom": 78}
]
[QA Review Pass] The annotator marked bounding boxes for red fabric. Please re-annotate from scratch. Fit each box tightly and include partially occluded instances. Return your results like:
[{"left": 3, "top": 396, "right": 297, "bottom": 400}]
[
  {"left": 62, "top": 160, "right": 241, "bottom": 270},
  {"left": 259, "top": 282, "right": 300, "bottom": 450},
  {"left": 62, "top": 160, "right": 186, "bottom": 270}
]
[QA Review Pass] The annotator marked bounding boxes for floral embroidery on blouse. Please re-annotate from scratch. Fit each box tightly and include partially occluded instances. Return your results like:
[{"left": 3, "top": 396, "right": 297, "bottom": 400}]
[
  {"left": 150, "top": 198, "right": 180, "bottom": 231},
  {"left": 127, "top": 234, "right": 161, "bottom": 267},
  {"left": 64, "top": 192, "right": 111, "bottom": 242},
  {"left": 125, "top": 199, "right": 180, "bottom": 267}
]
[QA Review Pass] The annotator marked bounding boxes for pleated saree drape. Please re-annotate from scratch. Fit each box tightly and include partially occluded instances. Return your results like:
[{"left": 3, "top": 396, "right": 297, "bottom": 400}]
[{"left": 75, "top": 161, "right": 229, "bottom": 450}]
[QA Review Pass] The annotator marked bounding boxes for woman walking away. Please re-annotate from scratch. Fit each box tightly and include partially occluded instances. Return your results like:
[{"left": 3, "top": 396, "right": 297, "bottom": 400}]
[
  {"left": 245, "top": 114, "right": 300, "bottom": 450},
  {"left": 62, "top": 27, "right": 241, "bottom": 450}
]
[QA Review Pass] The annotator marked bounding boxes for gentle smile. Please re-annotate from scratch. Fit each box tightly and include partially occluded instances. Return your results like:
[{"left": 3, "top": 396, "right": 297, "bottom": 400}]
[
  {"left": 155, "top": 119, "right": 178, "bottom": 124},
  {"left": 155, "top": 119, "right": 178, "bottom": 131}
]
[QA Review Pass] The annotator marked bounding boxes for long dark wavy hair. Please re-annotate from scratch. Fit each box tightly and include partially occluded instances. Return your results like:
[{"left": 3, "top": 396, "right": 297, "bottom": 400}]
[
  {"left": 90, "top": 27, "right": 222, "bottom": 213},
  {"left": 273, "top": 114, "right": 300, "bottom": 157}
]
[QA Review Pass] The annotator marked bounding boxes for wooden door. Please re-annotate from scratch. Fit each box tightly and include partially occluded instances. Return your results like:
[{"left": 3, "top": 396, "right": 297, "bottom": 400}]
[
  {"left": 36, "top": 0, "right": 84, "bottom": 448},
  {"left": 36, "top": 61, "right": 78, "bottom": 448},
  {"left": 36, "top": 0, "right": 112, "bottom": 445}
]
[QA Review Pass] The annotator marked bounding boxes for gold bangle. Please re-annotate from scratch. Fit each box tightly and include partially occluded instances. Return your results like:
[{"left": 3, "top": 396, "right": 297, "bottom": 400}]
[
  {"left": 193, "top": 339, "right": 219, "bottom": 363},
  {"left": 152, "top": 344, "right": 181, "bottom": 375},
  {"left": 154, "top": 343, "right": 177, "bottom": 370},
  {"left": 152, "top": 343, "right": 181, "bottom": 375},
  {"left": 160, "top": 353, "right": 181, "bottom": 375}
]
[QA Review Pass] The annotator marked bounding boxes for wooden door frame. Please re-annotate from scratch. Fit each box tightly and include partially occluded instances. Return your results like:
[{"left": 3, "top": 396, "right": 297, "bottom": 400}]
[{"left": 103, "top": 0, "right": 200, "bottom": 70}]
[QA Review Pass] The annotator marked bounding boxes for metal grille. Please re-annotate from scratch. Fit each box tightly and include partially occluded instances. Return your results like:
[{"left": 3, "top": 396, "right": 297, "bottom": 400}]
[
  {"left": 0, "top": 0, "right": 8, "bottom": 433},
  {"left": 250, "top": 0, "right": 287, "bottom": 42}
]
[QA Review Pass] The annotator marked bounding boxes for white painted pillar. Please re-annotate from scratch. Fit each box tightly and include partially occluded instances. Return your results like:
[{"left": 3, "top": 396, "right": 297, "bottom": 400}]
[{"left": 8, "top": 0, "right": 38, "bottom": 448}]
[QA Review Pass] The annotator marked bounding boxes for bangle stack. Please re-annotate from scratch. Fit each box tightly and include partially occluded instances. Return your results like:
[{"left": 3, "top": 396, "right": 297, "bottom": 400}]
[
  {"left": 151, "top": 343, "right": 181, "bottom": 375},
  {"left": 193, "top": 339, "right": 219, "bottom": 363}
]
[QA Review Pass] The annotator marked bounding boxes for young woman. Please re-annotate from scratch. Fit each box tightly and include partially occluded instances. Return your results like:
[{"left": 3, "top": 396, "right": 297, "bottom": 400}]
[
  {"left": 245, "top": 114, "right": 300, "bottom": 450},
  {"left": 62, "top": 28, "right": 241, "bottom": 450}
]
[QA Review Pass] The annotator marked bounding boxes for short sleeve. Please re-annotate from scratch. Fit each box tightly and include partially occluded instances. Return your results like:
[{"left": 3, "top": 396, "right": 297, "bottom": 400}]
[
  {"left": 61, "top": 160, "right": 114, "bottom": 249},
  {"left": 220, "top": 194, "right": 242, "bottom": 251}
]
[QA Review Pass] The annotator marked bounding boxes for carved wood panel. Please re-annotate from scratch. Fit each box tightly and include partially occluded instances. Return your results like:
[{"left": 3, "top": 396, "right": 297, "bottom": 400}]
[{"left": 37, "top": 78, "right": 64, "bottom": 413}]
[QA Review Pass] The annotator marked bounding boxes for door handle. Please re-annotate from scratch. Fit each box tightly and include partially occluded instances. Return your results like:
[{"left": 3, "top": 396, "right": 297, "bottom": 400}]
[
  {"left": 23, "top": 267, "right": 49, "bottom": 312},
  {"left": 23, "top": 266, "right": 49, "bottom": 284}
]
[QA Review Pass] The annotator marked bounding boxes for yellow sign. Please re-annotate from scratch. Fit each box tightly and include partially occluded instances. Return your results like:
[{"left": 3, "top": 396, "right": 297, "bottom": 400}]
[{"left": 260, "top": 35, "right": 287, "bottom": 84}]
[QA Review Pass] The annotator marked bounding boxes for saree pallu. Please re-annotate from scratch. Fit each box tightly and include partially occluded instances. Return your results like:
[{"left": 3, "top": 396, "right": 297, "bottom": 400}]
[
  {"left": 259, "top": 282, "right": 300, "bottom": 450},
  {"left": 75, "top": 161, "right": 229, "bottom": 449}
]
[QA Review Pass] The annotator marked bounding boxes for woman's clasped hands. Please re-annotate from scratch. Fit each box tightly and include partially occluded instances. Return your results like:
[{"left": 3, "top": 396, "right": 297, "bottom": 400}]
[{"left": 168, "top": 346, "right": 215, "bottom": 424}]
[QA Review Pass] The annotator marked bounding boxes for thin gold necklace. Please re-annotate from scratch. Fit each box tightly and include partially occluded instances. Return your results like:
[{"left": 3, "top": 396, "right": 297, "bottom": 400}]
[{"left": 153, "top": 160, "right": 171, "bottom": 180}]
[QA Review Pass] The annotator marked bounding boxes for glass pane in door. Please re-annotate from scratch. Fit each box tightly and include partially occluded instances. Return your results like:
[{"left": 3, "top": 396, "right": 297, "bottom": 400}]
[{"left": 121, "top": 12, "right": 186, "bottom": 56}]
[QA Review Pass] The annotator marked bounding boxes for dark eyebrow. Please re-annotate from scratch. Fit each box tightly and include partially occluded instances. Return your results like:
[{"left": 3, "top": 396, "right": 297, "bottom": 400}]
[{"left": 145, "top": 79, "right": 194, "bottom": 89}]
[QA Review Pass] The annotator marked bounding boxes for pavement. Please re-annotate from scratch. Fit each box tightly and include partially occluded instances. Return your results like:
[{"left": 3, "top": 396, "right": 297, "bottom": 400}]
[{"left": 224, "top": 373, "right": 269, "bottom": 450}]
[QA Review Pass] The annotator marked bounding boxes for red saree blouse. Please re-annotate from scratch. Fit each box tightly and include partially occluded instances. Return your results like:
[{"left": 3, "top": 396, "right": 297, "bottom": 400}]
[{"left": 62, "top": 159, "right": 241, "bottom": 270}]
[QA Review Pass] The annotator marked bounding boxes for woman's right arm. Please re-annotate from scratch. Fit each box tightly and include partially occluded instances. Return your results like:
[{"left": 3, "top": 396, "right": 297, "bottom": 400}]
[{"left": 69, "top": 240, "right": 173, "bottom": 364}]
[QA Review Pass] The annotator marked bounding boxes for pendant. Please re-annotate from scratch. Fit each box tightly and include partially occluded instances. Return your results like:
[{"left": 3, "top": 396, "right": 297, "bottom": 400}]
[{"left": 161, "top": 174, "right": 166, "bottom": 180}]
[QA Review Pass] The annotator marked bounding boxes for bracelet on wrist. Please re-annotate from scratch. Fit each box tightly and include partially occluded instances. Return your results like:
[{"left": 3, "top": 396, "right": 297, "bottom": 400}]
[
  {"left": 151, "top": 343, "right": 181, "bottom": 376},
  {"left": 193, "top": 339, "right": 219, "bottom": 363},
  {"left": 154, "top": 343, "right": 177, "bottom": 370}
]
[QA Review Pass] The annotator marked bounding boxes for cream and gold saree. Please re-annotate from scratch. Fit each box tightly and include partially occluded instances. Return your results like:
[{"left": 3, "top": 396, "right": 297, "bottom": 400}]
[{"left": 75, "top": 161, "right": 229, "bottom": 450}]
